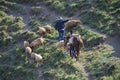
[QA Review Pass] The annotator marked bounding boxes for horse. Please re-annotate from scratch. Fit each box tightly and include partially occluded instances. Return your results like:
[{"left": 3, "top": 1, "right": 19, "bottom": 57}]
[{"left": 64, "top": 34, "right": 83, "bottom": 61}]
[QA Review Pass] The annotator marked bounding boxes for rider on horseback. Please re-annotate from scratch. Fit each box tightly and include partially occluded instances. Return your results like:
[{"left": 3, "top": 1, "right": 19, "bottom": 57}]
[{"left": 64, "top": 33, "right": 83, "bottom": 61}]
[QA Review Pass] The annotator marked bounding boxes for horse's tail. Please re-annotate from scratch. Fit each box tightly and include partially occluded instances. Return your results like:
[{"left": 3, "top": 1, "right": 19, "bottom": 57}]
[
  {"left": 79, "top": 38, "right": 84, "bottom": 48},
  {"left": 82, "top": 42, "right": 85, "bottom": 48}
]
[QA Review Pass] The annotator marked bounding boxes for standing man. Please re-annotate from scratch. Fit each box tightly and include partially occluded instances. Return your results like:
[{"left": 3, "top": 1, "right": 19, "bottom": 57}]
[{"left": 54, "top": 17, "right": 69, "bottom": 41}]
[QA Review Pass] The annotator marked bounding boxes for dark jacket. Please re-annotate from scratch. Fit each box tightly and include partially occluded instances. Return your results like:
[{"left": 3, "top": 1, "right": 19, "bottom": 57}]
[{"left": 55, "top": 19, "right": 68, "bottom": 32}]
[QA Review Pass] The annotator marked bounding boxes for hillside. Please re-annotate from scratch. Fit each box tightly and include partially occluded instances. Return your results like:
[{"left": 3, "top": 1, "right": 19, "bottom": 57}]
[{"left": 0, "top": 0, "right": 120, "bottom": 80}]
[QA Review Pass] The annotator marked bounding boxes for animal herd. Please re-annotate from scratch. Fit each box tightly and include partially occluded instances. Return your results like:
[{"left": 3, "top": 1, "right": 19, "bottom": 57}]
[
  {"left": 37, "top": 24, "right": 53, "bottom": 36},
  {"left": 23, "top": 24, "right": 54, "bottom": 66},
  {"left": 23, "top": 19, "right": 82, "bottom": 65},
  {"left": 24, "top": 39, "right": 43, "bottom": 66}
]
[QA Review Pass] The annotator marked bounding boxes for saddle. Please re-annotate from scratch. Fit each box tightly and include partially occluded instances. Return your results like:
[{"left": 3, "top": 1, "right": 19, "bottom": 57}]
[{"left": 68, "top": 34, "right": 81, "bottom": 44}]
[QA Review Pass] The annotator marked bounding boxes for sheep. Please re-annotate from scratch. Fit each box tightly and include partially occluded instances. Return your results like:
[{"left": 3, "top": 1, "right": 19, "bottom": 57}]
[
  {"left": 57, "top": 40, "right": 69, "bottom": 53},
  {"left": 64, "top": 43, "right": 70, "bottom": 53},
  {"left": 24, "top": 41, "right": 30, "bottom": 48},
  {"left": 43, "top": 25, "right": 53, "bottom": 33},
  {"left": 31, "top": 52, "right": 43, "bottom": 66},
  {"left": 25, "top": 47, "right": 32, "bottom": 55},
  {"left": 65, "top": 20, "right": 80, "bottom": 32},
  {"left": 37, "top": 27, "right": 46, "bottom": 36},
  {"left": 57, "top": 40, "right": 64, "bottom": 48},
  {"left": 30, "top": 38, "right": 44, "bottom": 48}
]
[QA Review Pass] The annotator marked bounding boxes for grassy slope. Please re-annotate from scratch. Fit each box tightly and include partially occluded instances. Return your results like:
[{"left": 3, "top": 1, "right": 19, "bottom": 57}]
[{"left": 0, "top": 0, "right": 120, "bottom": 80}]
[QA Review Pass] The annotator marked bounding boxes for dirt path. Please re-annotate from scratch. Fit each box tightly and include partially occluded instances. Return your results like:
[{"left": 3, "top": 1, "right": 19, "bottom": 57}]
[
  {"left": 105, "top": 36, "right": 120, "bottom": 57},
  {"left": 77, "top": 60, "right": 89, "bottom": 80},
  {"left": 40, "top": 4, "right": 58, "bottom": 23},
  {"left": 37, "top": 67, "right": 42, "bottom": 80},
  {"left": 9, "top": 4, "right": 32, "bottom": 31},
  {"left": 9, "top": 3, "right": 120, "bottom": 80}
]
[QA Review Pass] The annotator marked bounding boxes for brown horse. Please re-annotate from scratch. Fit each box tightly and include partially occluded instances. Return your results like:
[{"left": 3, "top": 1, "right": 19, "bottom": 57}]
[{"left": 64, "top": 34, "right": 83, "bottom": 61}]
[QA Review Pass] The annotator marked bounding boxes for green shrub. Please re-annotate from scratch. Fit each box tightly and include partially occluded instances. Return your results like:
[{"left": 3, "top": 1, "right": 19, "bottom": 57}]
[
  {"left": 64, "top": 10, "right": 74, "bottom": 17},
  {"left": 75, "top": 26, "right": 103, "bottom": 47},
  {"left": 1, "top": 1, "right": 17, "bottom": 10},
  {"left": 29, "top": 19, "right": 41, "bottom": 27},
  {"left": 28, "top": 19, "right": 41, "bottom": 31},
  {"left": 0, "top": 30, "right": 8, "bottom": 38},
  {"left": 7, "top": 17, "right": 24, "bottom": 32},
  {"left": 0, "top": 11, "right": 7, "bottom": 17},
  {"left": 8, "top": 22, "right": 24, "bottom": 32},
  {"left": 11, "top": 30, "right": 39, "bottom": 42},
  {"left": 0, "top": 5, "right": 9, "bottom": 12},
  {"left": 51, "top": 1, "right": 65, "bottom": 12},
  {"left": 101, "top": 76, "right": 113, "bottom": 80},
  {"left": 0, "top": 35, "right": 13, "bottom": 47},
  {"left": 42, "top": 0, "right": 53, "bottom": 6},
  {"left": 0, "top": 25, "right": 8, "bottom": 31},
  {"left": 1, "top": 15, "right": 15, "bottom": 25}
]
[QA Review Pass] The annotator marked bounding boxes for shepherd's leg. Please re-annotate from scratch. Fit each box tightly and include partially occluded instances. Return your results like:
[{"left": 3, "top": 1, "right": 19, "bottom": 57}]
[
  {"left": 58, "top": 32, "right": 61, "bottom": 41},
  {"left": 61, "top": 31, "right": 64, "bottom": 40}
]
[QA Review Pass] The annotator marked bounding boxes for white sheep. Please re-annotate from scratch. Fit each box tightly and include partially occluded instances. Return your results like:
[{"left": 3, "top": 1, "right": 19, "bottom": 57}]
[
  {"left": 30, "top": 38, "right": 44, "bottom": 48},
  {"left": 57, "top": 40, "right": 64, "bottom": 49},
  {"left": 37, "top": 27, "right": 46, "bottom": 36},
  {"left": 31, "top": 52, "right": 43, "bottom": 66},
  {"left": 57, "top": 40, "right": 69, "bottom": 53},
  {"left": 43, "top": 25, "right": 53, "bottom": 33},
  {"left": 24, "top": 41, "right": 30, "bottom": 48},
  {"left": 25, "top": 47, "right": 32, "bottom": 55}
]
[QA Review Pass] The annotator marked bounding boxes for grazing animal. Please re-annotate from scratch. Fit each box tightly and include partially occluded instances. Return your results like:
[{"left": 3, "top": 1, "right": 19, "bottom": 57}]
[
  {"left": 37, "top": 27, "right": 46, "bottom": 36},
  {"left": 64, "top": 34, "right": 83, "bottom": 61},
  {"left": 31, "top": 52, "right": 43, "bottom": 66},
  {"left": 57, "top": 40, "right": 64, "bottom": 48},
  {"left": 57, "top": 40, "right": 69, "bottom": 53},
  {"left": 24, "top": 41, "right": 30, "bottom": 48},
  {"left": 65, "top": 20, "right": 80, "bottom": 32},
  {"left": 25, "top": 47, "right": 32, "bottom": 55},
  {"left": 30, "top": 38, "right": 44, "bottom": 48},
  {"left": 43, "top": 25, "right": 53, "bottom": 33}
]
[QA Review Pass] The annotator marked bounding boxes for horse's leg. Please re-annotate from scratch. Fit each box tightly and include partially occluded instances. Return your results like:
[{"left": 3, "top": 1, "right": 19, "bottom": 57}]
[
  {"left": 75, "top": 48, "right": 80, "bottom": 61},
  {"left": 70, "top": 30, "right": 73, "bottom": 35},
  {"left": 70, "top": 46, "right": 74, "bottom": 58},
  {"left": 72, "top": 47, "right": 77, "bottom": 59}
]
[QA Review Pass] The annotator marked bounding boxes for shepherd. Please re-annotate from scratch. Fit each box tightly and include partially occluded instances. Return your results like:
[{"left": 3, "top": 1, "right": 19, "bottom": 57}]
[{"left": 54, "top": 17, "right": 69, "bottom": 41}]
